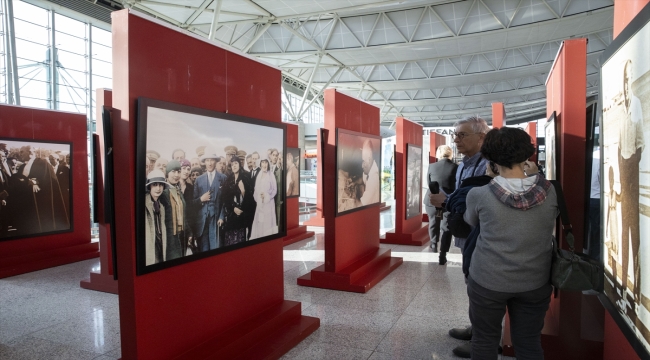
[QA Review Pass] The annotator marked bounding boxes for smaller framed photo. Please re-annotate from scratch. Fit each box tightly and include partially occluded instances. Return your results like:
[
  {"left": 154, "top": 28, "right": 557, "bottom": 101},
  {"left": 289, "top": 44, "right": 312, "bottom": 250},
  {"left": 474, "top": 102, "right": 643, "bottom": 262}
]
[
  {"left": 405, "top": 143, "right": 422, "bottom": 220},
  {"left": 544, "top": 111, "right": 558, "bottom": 181},
  {"left": 335, "top": 128, "right": 382, "bottom": 216},
  {"left": 0, "top": 138, "right": 73, "bottom": 241},
  {"left": 285, "top": 147, "right": 300, "bottom": 198}
]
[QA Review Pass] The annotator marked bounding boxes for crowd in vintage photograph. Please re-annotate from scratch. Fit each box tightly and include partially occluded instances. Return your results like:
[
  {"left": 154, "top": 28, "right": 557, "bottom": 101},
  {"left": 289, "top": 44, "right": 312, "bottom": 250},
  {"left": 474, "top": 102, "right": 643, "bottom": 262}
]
[
  {"left": 0, "top": 140, "right": 71, "bottom": 239},
  {"left": 141, "top": 106, "right": 285, "bottom": 267}
]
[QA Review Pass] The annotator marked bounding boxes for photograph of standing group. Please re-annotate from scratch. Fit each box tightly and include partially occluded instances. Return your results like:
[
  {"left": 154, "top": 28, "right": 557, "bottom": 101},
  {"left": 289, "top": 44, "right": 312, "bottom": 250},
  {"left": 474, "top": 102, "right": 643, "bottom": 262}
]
[
  {"left": 336, "top": 129, "right": 381, "bottom": 215},
  {"left": 545, "top": 112, "right": 557, "bottom": 181},
  {"left": 0, "top": 139, "right": 71, "bottom": 240},
  {"left": 601, "top": 15, "right": 650, "bottom": 353},
  {"left": 405, "top": 144, "right": 422, "bottom": 219},
  {"left": 285, "top": 147, "right": 300, "bottom": 198},
  {"left": 136, "top": 99, "right": 285, "bottom": 274}
]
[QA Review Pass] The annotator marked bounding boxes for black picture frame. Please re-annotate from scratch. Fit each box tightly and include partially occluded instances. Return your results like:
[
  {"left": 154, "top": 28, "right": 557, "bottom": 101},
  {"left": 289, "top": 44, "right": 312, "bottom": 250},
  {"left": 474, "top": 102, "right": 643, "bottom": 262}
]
[
  {"left": 335, "top": 128, "right": 382, "bottom": 216},
  {"left": 285, "top": 147, "right": 301, "bottom": 198},
  {"left": 599, "top": 2, "right": 650, "bottom": 358},
  {"left": 136, "top": 97, "right": 287, "bottom": 275},
  {"left": 405, "top": 143, "right": 422, "bottom": 220},
  {"left": 0, "top": 137, "right": 73, "bottom": 241},
  {"left": 544, "top": 111, "right": 558, "bottom": 181},
  {"left": 101, "top": 106, "right": 118, "bottom": 280}
]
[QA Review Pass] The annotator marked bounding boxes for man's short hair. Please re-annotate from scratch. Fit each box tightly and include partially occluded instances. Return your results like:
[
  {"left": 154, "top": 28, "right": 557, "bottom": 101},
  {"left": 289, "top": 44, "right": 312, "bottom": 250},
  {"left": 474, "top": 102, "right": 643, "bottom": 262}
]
[
  {"left": 623, "top": 59, "right": 633, "bottom": 88},
  {"left": 436, "top": 145, "right": 453, "bottom": 160},
  {"left": 453, "top": 116, "right": 489, "bottom": 134},
  {"left": 245, "top": 154, "right": 253, "bottom": 161},
  {"left": 171, "top": 149, "right": 185, "bottom": 159}
]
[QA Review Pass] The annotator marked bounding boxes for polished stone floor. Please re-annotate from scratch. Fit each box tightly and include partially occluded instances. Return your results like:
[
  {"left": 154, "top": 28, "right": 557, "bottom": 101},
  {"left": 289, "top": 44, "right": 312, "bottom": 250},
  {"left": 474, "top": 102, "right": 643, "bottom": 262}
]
[{"left": 0, "top": 203, "right": 514, "bottom": 360}]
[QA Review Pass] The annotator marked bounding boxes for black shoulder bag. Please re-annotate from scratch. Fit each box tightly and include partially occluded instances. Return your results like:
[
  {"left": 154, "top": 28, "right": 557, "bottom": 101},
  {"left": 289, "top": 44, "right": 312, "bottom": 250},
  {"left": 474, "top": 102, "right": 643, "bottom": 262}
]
[{"left": 549, "top": 180, "right": 602, "bottom": 292}]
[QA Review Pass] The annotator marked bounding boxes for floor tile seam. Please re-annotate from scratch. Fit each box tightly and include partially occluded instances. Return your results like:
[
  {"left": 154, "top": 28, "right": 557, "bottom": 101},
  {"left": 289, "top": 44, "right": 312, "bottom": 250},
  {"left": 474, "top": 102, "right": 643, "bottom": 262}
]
[
  {"left": 368, "top": 265, "right": 441, "bottom": 354},
  {"left": 304, "top": 335, "right": 383, "bottom": 354}
]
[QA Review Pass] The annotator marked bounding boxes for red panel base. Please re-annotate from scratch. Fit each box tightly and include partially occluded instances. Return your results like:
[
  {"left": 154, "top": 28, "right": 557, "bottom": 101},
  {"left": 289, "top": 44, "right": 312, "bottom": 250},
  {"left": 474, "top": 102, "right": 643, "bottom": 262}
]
[
  {"left": 297, "top": 248, "right": 403, "bottom": 293},
  {"left": 422, "top": 213, "right": 429, "bottom": 222},
  {"left": 533, "top": 335, "right": 603, "bottom": 360},
  {"left": 282, "top": 225, "right": 315, "bottom": 246},
  {"left": 303, "top": 211, "right": 324, "bottom": 227},
  {"left": 173, "top": 300, "right": 319, "bottom": 360},
  {"left": 80, "top": 271, "right": 119, "bottom": 294},
  {"left": 380, "top": 222, "right": 429, "bottom": 246},
  {"left": 0, "top": 242, "right": 99, "bottom": 279}
]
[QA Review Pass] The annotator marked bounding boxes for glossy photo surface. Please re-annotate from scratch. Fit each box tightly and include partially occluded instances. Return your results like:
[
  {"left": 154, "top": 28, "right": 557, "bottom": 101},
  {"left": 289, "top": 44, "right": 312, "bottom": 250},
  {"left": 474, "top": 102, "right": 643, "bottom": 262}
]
[{"left": 136, "top": 98, "right": 286, "bottom": 275}]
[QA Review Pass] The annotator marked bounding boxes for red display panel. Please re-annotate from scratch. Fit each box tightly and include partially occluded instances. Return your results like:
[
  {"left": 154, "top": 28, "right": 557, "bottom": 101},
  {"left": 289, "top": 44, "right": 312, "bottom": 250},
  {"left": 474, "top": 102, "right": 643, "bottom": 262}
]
[
  {"left": 111, "top": 10, "right": 316, "bottom": 360},
  {"left": 381, "top": 117, "right": 428, "bottom": 246},
  {"left": 0, "top": 104, "right": 96, "bottom": 278}
]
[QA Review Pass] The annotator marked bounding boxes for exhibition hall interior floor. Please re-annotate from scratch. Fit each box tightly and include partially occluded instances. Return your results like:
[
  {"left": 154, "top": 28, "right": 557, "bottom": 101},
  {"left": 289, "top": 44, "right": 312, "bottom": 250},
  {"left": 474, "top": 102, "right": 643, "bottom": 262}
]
[{"left": 0, "top": 204, "right": 515, "bottom": 360}]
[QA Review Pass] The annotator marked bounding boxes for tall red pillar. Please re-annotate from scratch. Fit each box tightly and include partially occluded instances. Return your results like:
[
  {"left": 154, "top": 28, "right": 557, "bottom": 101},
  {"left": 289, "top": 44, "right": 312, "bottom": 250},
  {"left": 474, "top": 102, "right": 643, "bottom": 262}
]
[
  {"left": 491, "top": 102, "right": 505, "bottom": 128},
  {"left": 614, "top": 0, "right": 650, "bottom": 37},
  {"left": 525, "top": 121, "right": 538, "bottom": 163}
]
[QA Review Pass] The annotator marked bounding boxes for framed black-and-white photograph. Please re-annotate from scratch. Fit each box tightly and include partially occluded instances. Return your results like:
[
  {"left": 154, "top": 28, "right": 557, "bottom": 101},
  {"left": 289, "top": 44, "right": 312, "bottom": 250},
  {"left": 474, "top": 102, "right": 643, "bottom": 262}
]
[
  {"left": 405, "top": 143, "right": 422, "bottom": 219},
  {"left": 285, "top": 147, "right": 300, "bottom": 198},
  {"left": 336, "top": 128, "right": 381, "bottom": 216},
  {"left": 0, "top": 138, "right": 72, "bottom": 241},
  {"left": 599, "top": 3, "right": 650, "bottom": 357},
  {"left": 136, "top": 98, "right": 286, "bottom": 275},
  {"left": 544, "top": 111, "right": 558, "bottom": 181}
]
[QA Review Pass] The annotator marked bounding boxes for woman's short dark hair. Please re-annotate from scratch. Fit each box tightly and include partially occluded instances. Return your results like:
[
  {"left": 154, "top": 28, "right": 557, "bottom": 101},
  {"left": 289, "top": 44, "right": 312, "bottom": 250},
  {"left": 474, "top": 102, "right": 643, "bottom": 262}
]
[{"left": 481, "top": 127, "right": 535, "bottom": 169}]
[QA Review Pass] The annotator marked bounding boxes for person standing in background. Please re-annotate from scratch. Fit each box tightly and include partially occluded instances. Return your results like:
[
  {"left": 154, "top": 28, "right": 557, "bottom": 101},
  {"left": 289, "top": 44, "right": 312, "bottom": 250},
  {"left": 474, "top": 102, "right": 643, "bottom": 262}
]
[{"left": 424, "top": 145, "right": 457, "bottom": 262}]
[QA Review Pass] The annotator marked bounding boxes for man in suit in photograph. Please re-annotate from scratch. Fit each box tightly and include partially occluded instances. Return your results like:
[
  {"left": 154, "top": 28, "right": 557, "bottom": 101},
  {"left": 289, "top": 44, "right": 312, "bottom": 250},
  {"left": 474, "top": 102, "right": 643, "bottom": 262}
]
[
  {"left": 286, "top": 151, "right": 299, "bottom": 197},
  {"left": 193, "top": 148, "right": 227, "bottom": 251},
  {"left": 16, "top": 145, "right": 69, "bottom": 235},
  {"left": 245, "top": 152, "right": 261, "bottom": 240},
  {"left": 269, "top": 148, "right": 282, "bottom": 229},
  {"left": 250, "top": 152, "right": 261, "bottom": 184}
]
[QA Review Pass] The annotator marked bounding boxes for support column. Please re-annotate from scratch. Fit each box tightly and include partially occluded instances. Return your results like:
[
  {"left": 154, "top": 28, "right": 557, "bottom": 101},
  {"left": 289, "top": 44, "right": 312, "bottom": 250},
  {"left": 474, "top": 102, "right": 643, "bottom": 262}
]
[{"left": 491, "top": 102, "right": 505, "bottom": 128}]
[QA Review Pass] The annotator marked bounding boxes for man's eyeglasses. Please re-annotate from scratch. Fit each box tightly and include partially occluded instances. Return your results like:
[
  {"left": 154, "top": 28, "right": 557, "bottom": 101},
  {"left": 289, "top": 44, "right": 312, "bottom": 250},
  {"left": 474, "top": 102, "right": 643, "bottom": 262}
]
[{"left": 451, "top": 131, "right": 477, "bottom": 140}]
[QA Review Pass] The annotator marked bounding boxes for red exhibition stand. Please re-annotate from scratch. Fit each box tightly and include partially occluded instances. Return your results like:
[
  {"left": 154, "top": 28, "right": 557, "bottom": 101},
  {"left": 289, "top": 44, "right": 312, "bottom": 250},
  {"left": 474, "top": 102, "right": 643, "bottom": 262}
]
[
  {"left": 111, "top": 10, "right": 317, "bottom": 360},
  {"left": 297, "top": 89, "right": 403, "bottom": 293},
  {"left": 0, "top": 105, "right": 98, "bottom": 279},
  {"left": 381, "top": 117, "right": 429, "bottom": 246},
  {"left": 80, "top": 88, "right": 118, "bottom": 294},
  {"left": 282, "top": 123, "right": 315, "bottom": 246}
]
